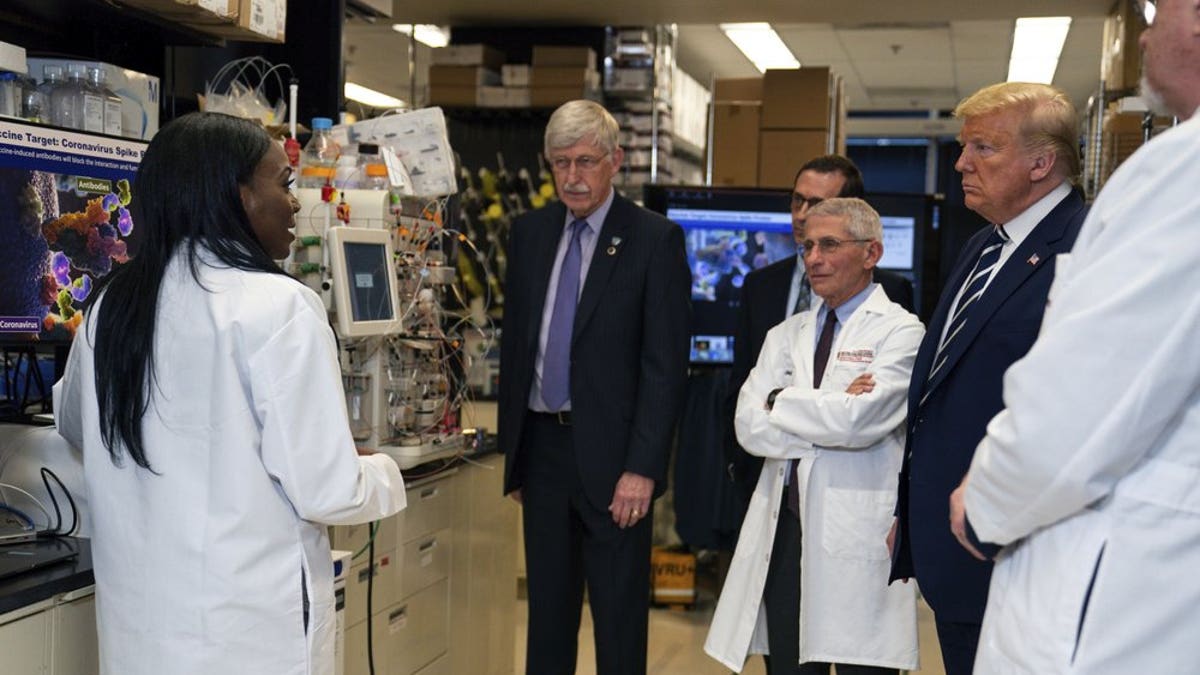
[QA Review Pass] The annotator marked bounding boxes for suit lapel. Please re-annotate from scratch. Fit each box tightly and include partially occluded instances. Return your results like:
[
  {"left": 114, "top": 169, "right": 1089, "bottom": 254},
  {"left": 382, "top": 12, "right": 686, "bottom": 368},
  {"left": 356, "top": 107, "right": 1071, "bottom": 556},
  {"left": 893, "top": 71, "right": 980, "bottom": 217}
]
[
  {"left": 526, "top": 203, "right": 570, "bottom": 348},
  {"left": 909, "top": 232, "right": 988, "bottom": 415},
  {"left": 922, "top": 190, "right": 1083, "bottom": 402},
  {"left": 572, "top": 194, "right": 632, "bottom": 342},
  {"left": 773, "top": 257, "right": 799, "bottom": 321}
]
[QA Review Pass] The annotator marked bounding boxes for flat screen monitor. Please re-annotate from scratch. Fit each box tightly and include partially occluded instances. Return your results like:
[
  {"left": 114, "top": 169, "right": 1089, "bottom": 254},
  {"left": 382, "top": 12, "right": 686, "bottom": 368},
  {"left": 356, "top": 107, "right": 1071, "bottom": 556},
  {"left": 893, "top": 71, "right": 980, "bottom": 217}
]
[
  {"left": 327, "top": 227, "right": 402, "bottom": 337},
  {"left": 644, "top": 185, "right": 934, "bottom": 364}
]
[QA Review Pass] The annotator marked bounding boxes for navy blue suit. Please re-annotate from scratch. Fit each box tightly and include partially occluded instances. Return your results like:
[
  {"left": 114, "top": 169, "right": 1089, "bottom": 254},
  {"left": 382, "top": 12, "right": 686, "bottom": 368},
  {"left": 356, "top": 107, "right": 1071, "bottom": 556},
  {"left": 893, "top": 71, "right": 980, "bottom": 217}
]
[{"left": 890, "top": 188, "right": 1087, "bottom": 668}]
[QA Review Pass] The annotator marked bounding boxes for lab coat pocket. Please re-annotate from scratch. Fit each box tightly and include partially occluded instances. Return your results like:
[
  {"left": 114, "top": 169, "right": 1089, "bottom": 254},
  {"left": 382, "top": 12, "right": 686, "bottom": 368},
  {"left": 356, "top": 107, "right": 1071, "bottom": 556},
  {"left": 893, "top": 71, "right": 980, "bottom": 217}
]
[{"left": 822, "top": 488, "right": 894, "bottom": 561}]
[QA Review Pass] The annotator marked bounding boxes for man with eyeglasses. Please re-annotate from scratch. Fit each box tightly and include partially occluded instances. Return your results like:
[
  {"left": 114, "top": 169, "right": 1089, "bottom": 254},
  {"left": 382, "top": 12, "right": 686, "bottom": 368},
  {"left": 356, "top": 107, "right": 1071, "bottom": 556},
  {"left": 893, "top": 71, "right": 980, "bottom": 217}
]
[
  {"left": 498, "top": 99, "right": 690, "bottom": 675},
  {"left": 724, "top": 156, "right": 913, "bottom": 551},
  {"left": 956, "top": 2, "right": 1200, "bottom": 672},
  {"left": 707, "top": 197, "right": 923, "bottom": 675},
  {"left": 887, "top": 82, "right": 1089, "bottom": 675}
]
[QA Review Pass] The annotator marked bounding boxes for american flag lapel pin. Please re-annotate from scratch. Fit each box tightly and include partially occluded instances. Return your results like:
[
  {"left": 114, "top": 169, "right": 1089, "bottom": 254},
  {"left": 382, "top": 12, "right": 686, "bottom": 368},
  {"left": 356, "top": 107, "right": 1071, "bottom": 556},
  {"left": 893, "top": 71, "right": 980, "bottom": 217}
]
[{"left": 1027, "top": 253, "right": 1040, "bottom": 266}]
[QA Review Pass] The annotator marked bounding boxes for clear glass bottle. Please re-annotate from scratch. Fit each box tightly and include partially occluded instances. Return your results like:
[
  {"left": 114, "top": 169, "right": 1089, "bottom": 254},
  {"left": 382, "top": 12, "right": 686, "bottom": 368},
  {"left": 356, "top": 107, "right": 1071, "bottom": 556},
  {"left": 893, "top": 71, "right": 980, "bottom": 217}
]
[
  {"left": 19, "top": 75, "right": 46, "bottom": 123},
  {"left": 52, "top": 63, "right": 99, "bottom": 131},
  {"left": 88, "top": 67, "right": 123, "bottom": 137},
  {"left": 297, "top": 117, "right": 340, "bottom": 188},
  {"left": 37, "top": 65, "right": 63, "bottom": 110},
  {"left": 357, "top": 142, "right": 390, "bottom": 190}
]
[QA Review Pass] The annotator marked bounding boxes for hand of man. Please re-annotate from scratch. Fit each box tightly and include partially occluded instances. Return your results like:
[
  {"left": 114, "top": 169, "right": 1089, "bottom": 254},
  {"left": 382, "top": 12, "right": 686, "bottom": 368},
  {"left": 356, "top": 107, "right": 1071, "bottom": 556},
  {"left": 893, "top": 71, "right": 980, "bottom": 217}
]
[
  {"left": 609, "top": 471, "right": 653, "bottom": 529},
  {"left": 508, "top": 489, "right": 523, "bottom": 505},
  {"left": 887, "top": 517, "right": 910, "bottom": 582},
  {"left": 845, "top": 373, "right": 875, "bottom": 395},
  {"left": 949, "top": 477, "right": 987, "bottom": 561}
]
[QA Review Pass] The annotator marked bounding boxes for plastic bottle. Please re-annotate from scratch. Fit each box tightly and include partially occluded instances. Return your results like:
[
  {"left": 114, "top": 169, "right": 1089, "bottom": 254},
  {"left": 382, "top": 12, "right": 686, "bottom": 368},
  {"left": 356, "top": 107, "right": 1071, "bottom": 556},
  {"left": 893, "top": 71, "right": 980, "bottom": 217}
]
[
  {"left": 0, "top": 72, "right": 18, "bottom": 118},
  {"left": 37, "top": 65, "right": 63, "bottom": 107},
  {"left": 19, "top": 75, "right": 46, "bottom": 123},
  {"left": 88, "top": 67, "right": 123, "bottom": 137},
  {"left": 52, "top": 64, "right": 102, "bottom": 131},
  {"left": 357, "top": 143, "right": 390, "bottom": 190},
  {"left": 334, "top": 146, "right": 361, "bottom": 189},
  {"left": 297, "top": 117, "right": 340, "bottom": 189}
]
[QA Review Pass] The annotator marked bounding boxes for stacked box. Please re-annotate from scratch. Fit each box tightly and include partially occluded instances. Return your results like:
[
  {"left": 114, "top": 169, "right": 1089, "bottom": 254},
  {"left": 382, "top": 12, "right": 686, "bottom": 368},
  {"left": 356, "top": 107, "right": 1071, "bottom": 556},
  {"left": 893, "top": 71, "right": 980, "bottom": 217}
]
[
  {"left": 530, "top": 46, "right": 600, "bottom": 107},
  {"left": 428, "top": 45, "right": 506, "bottom": 108}
]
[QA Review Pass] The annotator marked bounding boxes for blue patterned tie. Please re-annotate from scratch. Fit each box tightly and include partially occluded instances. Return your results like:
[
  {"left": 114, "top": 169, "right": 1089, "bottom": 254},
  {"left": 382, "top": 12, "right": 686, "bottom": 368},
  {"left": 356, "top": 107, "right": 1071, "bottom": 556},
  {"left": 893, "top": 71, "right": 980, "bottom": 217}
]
[
  {"left": 923, "top": 226, "right": 1010, "bottom": 402},
  {"left": 540, "top": 219, "right": 589, "bottom": 410}
]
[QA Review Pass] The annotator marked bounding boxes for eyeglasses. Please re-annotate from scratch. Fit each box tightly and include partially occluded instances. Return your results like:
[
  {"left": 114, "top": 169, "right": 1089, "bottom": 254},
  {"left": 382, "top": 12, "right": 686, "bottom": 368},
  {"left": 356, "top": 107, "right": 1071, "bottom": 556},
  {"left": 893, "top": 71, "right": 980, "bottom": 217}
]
[
  {"left": 791, "top": 193, "right": 824, "bottom": 210},
  {"left": 1136, "top": 0, "right": 1156, "bottom": 26},
  {"left": 800, "top": 237, "right": 873, "bottom": 256},
  {"left": 550, "top": 154, "right": 609, "bottom": 173}
]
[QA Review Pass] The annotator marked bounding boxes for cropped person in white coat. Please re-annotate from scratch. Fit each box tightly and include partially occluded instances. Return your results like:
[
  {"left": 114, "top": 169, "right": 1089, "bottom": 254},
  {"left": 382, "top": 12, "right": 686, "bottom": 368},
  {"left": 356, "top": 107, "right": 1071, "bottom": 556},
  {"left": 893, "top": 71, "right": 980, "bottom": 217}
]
[
  {"left": 54, "top": 112, "right": 407, "bottom": 675},
  {"left": 706, "top": 198, "right": 923, "bottom": 674},
  {"left": 953, "top": 2, "right": 1200, "bottom": 672}
]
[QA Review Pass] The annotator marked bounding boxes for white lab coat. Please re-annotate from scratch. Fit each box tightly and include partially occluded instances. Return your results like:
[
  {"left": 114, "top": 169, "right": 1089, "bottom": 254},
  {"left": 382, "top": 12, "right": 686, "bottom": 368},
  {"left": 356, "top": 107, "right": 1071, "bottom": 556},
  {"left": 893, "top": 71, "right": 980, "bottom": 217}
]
[
  {"left": 705, "top": 286, "right": 922, "bottom": 672},
  {"left": 54, "top": 246, "right": 407, "bottom": 675},
  {"left": 965, "top": 113, "right": 1200, "bottom": 674}
]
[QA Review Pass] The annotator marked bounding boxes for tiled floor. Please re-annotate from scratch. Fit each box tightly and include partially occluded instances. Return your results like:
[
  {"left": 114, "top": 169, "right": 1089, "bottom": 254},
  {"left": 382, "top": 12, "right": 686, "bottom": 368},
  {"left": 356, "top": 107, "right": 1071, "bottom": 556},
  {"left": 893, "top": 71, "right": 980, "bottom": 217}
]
[{"left": 514, "top": 588, "right": 946, "bottom": 674}]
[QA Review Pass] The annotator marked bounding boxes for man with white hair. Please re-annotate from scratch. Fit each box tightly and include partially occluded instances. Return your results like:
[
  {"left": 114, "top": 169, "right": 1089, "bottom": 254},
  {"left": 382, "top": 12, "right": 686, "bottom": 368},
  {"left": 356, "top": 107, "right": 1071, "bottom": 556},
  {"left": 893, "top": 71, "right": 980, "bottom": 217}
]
[
  {"left": 498, "top": 100, "right": 691, "bottom": 674},
  {"left": 954, "top": 1, "right": 1200, "bottom": 672},
  {"left": 707, "top": 198, "right": 923, "bottom": 675}
]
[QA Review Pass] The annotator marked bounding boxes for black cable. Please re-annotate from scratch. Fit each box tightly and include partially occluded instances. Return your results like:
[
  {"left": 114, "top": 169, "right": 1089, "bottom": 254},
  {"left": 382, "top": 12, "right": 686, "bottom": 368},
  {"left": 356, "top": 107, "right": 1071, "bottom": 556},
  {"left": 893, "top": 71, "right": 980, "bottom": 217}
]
[
  {"left": 38, "top": 467, "right": 62, "bottom": 533},
  {"left": 366, "top": 522, "right": 376, "bottom": 675},
  {"left": 40, "top": 468, "right": 78, "bottom": 536}
]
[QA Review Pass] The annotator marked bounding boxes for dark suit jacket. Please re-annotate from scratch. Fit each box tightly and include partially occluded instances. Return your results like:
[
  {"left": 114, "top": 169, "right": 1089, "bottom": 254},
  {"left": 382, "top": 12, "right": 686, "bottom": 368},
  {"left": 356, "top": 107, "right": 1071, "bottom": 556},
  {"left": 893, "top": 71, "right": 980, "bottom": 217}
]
[
  {"left": 724, "top": 256, "right": 915, "bottom": 502},
  {"left": 890, "top": 188, "right": 1088, "bottom": 623},
  {"left": 498, "top": 193, "right": 691, "bottom": 509}
]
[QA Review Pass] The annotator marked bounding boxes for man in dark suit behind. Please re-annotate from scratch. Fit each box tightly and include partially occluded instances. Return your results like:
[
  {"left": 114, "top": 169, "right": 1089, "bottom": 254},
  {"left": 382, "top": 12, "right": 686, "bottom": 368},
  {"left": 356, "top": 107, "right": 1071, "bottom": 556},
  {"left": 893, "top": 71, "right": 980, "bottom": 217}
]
[
  {"left": 726, "top": 155, "right": 914, "bottom": 508},
  {"left": 498, "top": 100, "right": 691, "bottom": 675},
  {"left": 888, "top": 82, "right": 1088, "bottom": 674}
]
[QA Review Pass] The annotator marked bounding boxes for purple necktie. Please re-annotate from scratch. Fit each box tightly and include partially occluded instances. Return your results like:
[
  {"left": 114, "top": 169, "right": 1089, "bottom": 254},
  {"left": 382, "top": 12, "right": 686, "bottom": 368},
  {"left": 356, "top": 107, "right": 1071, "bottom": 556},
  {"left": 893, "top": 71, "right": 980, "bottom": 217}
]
[
  {"left": 788, "top": 310, "right": 838, "bottom": 518},
  {"left": 540, "top": 219, "right": 588, "bottom": 410}
]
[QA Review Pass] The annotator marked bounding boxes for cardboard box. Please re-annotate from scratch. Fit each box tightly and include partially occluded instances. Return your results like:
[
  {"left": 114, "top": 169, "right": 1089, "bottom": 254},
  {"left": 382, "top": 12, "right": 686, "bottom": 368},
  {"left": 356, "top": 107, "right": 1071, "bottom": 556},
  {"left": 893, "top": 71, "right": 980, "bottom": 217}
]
[
  {"left": 429, "top": 65, "right": 500, "bottom": 87},
  {"left": 531, "top": 86, "right": 597, "bottom": 108},
  {"left": 119, "top": 0, "right": 237, "bottom": 23},
  {"left": 651, "top": 547, "right": 696, "bottom": 607},
  {"left": 197, "top": 0, "right": 285, "bottom": 42},
  {"left": 758, "top": 129, "right": 830, "bottom": 188},
  {"left": 711, "top": 103, "right": 761, "bottom": 187},
  {"left": 28, "top": 57, "right": 160, "bottom": 140},
  {"left": 760, "top": 68, "right": 832, "bottom": 130},
  {"left": 477, "top": 86, "right": 531, "bottom": 108},
  {"left": 1101, "top": 0, "right": 1143, "bottom": 91},
  {"left": 713, "top": 77, "right": 763, "bottom": 103},
  {"left": 501, "top": 64, "right": 530, "bottom": 87},
  {"left": 531, "top": 66, "right": 598, "bottom": 88},
  {"left": 428, "top": 85, "right": 479, "bottom": 108},
  {"left": 432, "top": 44, "right": 505, "bottom": 71},
  {"left": 532, "top": 46, "right": 597, "bottom": 70}
]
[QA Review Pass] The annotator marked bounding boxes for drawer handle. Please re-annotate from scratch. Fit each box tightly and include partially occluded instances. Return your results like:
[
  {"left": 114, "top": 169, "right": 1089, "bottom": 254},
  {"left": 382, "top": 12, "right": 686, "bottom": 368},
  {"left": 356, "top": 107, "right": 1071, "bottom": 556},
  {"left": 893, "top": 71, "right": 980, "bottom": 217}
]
[
  {"left": 419, "top": 539, "right": 438, "bottom": 553},
  {"left": 390, "top": 606, "right": 408, "bottom": 622},
  {"left": 419, "top": 486, "right": 439, "bottom": 499}
]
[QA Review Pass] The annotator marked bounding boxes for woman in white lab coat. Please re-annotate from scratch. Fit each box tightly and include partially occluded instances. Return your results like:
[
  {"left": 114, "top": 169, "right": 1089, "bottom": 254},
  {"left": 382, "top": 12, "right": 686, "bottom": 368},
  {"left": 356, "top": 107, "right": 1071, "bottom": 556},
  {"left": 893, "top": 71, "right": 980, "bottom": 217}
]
[
  {"left": 54, "top": 112, "right": 407, "bottom": 675},
  {"left": 705, "top": 285, "right": 922, "bottom": 672}
]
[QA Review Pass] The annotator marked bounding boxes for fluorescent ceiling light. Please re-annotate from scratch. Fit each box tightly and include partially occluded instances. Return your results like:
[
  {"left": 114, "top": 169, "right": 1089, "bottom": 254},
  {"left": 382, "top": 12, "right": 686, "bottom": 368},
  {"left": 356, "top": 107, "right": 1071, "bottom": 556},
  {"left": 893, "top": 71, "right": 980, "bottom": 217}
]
[
  {"left": 719, "top": 22, "right": 799, "bottom": 73},
  {"left": 344, "top": 82, "right": 406, "bottom": 109},
  {"left": 1007, "top": 17, "right": 1072, "bottom": 84},
  {"left": 391, "top": 23, "right": 450, "bottom": 48}
]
